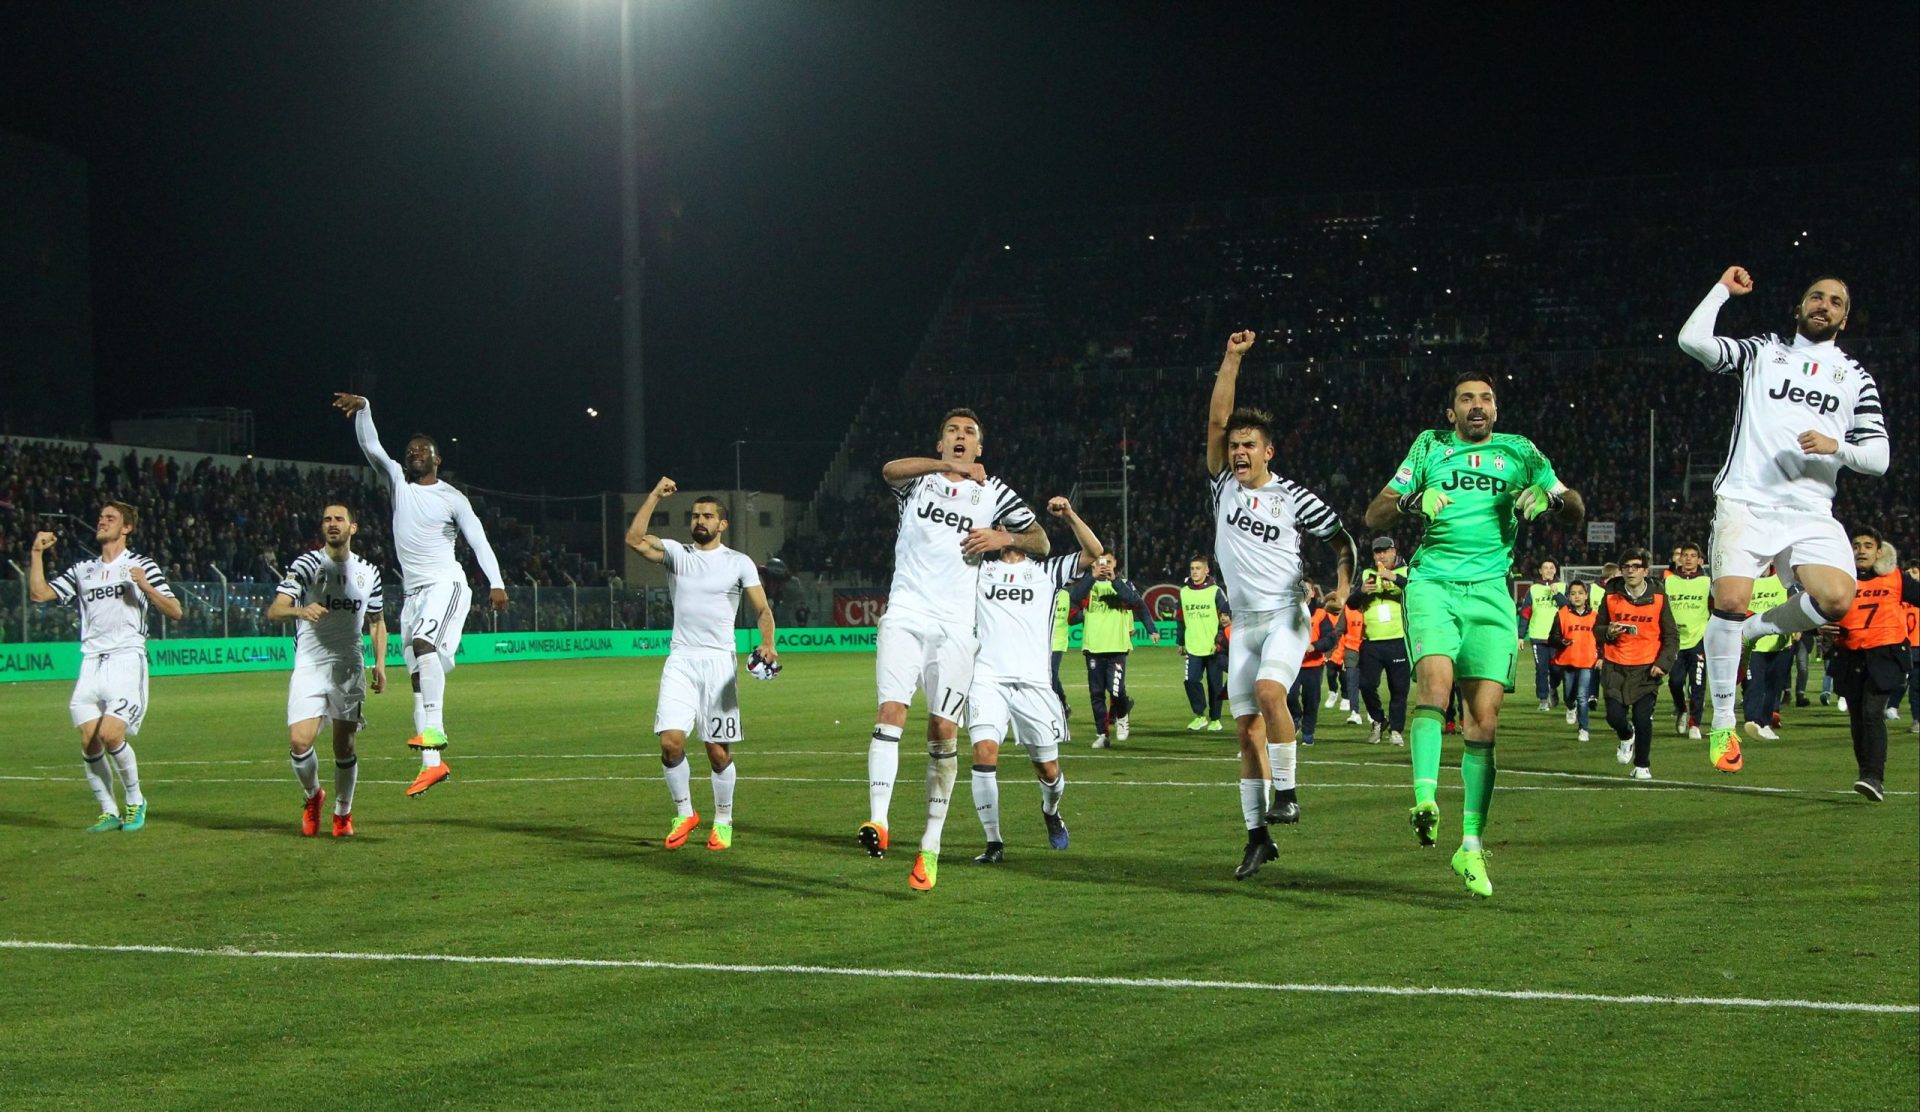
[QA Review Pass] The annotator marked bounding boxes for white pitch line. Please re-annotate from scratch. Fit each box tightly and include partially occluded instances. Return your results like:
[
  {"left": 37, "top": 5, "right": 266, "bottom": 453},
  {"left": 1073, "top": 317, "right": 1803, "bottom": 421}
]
[
  {"left": 0, "top": 772, "right": 1899, "bottom": 796},
  {"left": 2, "top": 939, "right": 1911, "bottom": 1016}
]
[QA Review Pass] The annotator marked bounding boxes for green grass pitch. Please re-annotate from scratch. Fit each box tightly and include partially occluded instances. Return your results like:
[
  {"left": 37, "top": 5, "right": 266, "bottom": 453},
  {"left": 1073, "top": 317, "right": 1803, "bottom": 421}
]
[{"left": 2, "top": 649, "right": 1915, "bottom": 1108}]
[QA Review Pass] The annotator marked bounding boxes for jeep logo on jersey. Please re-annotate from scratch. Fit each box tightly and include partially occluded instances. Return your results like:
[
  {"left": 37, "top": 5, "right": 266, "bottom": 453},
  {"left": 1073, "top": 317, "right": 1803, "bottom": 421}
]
[
  {"left": 326, "top": 597, "right": 362, "bottom": 612},
  {"left": 916, "top": 501, "right": 976, "bottom": 533},
  {"left": 1225, "top": 507, "right": 1283, "bottom": 544},
  {"left": 1767, "top": 379, "right": 1841, "bottom": 416},
  {"left": 1439, "top": 471, "right": 1513, "bottom": 494},
  {"left": 984, "top": 584, "right": 1035, "bottom": 604},
  {"left": 83, "top": 584, "right": 129, "bottom": 603}
]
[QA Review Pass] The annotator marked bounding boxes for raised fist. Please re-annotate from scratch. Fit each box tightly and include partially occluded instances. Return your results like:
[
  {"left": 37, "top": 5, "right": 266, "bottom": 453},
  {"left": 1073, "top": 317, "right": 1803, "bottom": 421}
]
[
  {"left": 1225, "top": 330, "right": 1256, "bottom": 356},
  {"left": 32, "top": 531, "right": 57, "bottom": 553},
  {"left": 1719, "top": 266, "right": 1754, "bottom": 296},
  {"left": 1047, "top": 497, "right": 1072, "bottom": 517},
  {"left": 653, "top": 476, "right": 678, "bottom": 498}
]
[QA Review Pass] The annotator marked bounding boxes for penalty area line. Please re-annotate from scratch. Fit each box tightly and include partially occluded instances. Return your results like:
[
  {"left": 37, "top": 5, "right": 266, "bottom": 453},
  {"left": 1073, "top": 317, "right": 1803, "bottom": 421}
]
[{"left": 2, "top": 939, "right": 1912, "bottom": 1016}]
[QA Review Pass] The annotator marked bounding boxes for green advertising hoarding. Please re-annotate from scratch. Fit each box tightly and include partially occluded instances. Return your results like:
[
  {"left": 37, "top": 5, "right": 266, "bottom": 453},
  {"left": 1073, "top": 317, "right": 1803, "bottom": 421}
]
[{"left": 0, "top": 623, "right": 1177, "bottom": 684}]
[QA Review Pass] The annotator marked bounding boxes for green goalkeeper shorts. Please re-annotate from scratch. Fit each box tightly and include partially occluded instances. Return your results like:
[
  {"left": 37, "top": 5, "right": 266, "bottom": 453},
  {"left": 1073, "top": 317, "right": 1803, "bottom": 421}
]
[{"left": 1405, "top": 576, "right": 1519, "bottom": 686}]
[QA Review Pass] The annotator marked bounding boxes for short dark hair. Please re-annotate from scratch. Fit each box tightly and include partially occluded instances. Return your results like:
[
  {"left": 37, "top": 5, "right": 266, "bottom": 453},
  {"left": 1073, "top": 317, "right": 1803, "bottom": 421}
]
[
  {"left": 407, "top": 433, "right": 439, "bottom": 457},
  {"left": 1851, "top": 525, "right": 1883, "bottom": 544},
  {"left": 1619, "top": 547, "right": 1653, "bottom": 567},
  {"left": 939, "top": 408, "right": 983, "bottom": 437},
  {"left": 1803, "top": 274, "right": 1851, "bottom": 303},
  {"left": 1449, "top": 372, "right": 1496, "bottom": 403},
  {"left": 323, "top": 502, "right": 356, "bottom": 522},
  {"left": 693, "top": 495, "right": 727, "bottom": 517},
  {"left": 1680, "top": 541, "right": 1703, "bottom": 555},
  {"left": 1224, "top": 406, "right": 1274, "bottom": 444}
]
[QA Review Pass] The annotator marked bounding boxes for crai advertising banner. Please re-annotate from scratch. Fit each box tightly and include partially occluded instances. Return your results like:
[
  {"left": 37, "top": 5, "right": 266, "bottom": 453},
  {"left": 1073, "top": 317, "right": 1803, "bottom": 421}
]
[{"left": 1, "top": 623, "right": 1175, "bottom": 683}]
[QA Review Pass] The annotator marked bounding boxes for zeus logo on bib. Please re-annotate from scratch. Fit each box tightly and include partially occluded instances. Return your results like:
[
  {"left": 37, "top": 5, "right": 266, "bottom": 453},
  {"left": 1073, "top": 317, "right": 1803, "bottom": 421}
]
[
  {"left": 1439, "top": 471, "right": 1513, "bottom": 494},
  {"left": 1766, "top": 379, "right": 1841, "bottom": 416},
  {"left": 917, "top": 501, "right": 976, "bottom": 534},
  {"left": 984, "top": 585, "right": 1035, "bottom": 603},
  {"left": 1224, "top": 507, "right": 1282, "bottom": 544}
]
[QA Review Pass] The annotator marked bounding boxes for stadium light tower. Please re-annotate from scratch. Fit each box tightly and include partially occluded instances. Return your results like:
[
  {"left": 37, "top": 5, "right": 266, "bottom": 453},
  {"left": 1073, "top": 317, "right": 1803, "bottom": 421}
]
[{"left": 619, "top": 0, "right": 646, "bottom": 494}]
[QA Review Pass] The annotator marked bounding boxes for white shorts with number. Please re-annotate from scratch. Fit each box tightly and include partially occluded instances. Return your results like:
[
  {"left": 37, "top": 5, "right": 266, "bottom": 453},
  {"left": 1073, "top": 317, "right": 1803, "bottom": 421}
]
[
  {"left": 70, "top": 651, "right": 149, "bottom": 734},
  {"left": 967, "top": 678, "right": 1068, "bottom": 762},
  {"left": 286, "top": 658, "right": 368, "bottom": 727},
  {"left": 653, "top": 650, "right": 743, "bottom": 744},
  {"left": 401, "top": 580, "right": 471, "bottom": 671},
  {"left": 1710, "top": 497, "right": 1854, "bottom": 591},
  {"left": 1227, "top": 602, "right": 1310, "bottom": 719},
  {"left": 875, "top": 606, "right": 977, "bottom": 722}
]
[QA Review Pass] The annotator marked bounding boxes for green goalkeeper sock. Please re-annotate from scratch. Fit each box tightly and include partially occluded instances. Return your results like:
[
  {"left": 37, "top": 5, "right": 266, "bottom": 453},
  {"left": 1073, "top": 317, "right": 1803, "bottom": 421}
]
[
  {"left": 1410, "top": 704, "right": 1444, "bottom": 807},
  {"left": 1461, "top": 740, "right": 1496, "bottom": 848}
]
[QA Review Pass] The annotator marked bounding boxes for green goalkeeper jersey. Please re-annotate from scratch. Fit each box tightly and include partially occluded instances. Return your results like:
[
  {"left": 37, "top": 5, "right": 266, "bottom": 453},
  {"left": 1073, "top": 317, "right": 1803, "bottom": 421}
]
[{"left": 1387, "top": 429, "right": 1560, "bottom": 584}]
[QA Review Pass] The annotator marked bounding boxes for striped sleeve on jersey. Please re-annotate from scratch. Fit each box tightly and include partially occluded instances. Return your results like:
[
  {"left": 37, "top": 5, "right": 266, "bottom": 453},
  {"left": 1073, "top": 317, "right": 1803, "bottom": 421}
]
[
  {"left": 891, "top": 474, "right": 921, "bottom": 506},
  {"left": 1703, "top": 335, "right": 1766, "bottom": 376},
  {"left": 989, "top": 478, "right": 1036, "bottom": 531},
  {"left": 1210, "top": 468, "right": 1233, "bottom": 506},
  {"left": 137, "top": 556, "right": 175, "bottom": 596},
  {"left": 365, "top": 569, "right": 386, "bottom": 615},
  {"left": 1847, "top": 369, "right": 1887, "bottom": 444},
  {"left": 49, "top": 564, "right": 79, "bottom": 603},
  {"left": 1044, "top": 553, "right": 1080, "bottom": 589},
  {"left": 1286, "top": 481, "right": 1343, "bottom": 540},
  {"left": 276, "top": 552, "right": 321, "bottom": 599}
]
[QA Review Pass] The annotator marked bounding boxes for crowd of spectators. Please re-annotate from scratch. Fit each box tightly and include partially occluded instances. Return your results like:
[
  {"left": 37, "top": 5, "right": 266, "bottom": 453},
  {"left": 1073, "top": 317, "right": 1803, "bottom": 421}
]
[
  {"left": 794, "top": 164, "right": 1917, "bottom": 590},
  {"left": 920, "top": 163, "right": 1915, "bottom": 377},
  {"left": 0, "top": 438, "right": 614, "bottom": 606},
  {"left": 793, "top": 346, "right": 1917, "bottom": 590}
]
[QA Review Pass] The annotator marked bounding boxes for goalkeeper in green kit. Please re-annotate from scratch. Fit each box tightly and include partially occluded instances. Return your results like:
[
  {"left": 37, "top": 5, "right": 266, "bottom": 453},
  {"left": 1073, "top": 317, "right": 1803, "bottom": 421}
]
[{"left": 1365, "top": 374, "right": 1585, "bottom": 897}]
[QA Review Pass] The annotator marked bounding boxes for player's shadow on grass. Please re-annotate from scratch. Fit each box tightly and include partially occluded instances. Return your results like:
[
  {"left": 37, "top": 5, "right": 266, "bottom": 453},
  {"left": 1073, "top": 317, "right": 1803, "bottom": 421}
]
[
  {"left": 1016, "top": 849, "right": 1465, "bottom": 909},
  {"left": 162, "top": 808, "right": 282, "bottom": 833},
  {"left": 0, "top": 811, "right": 64, "bottom": 830}
]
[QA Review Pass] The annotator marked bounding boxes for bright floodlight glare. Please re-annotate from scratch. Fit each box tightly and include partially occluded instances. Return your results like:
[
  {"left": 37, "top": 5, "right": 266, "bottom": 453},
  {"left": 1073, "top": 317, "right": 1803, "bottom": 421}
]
[{"left": 586, "top": 407, "right": 600, "bottom": 418}]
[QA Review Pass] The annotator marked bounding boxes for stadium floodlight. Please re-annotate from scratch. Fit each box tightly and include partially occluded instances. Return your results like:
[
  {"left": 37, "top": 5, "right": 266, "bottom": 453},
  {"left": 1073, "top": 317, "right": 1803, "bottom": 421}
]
[{"left": 586, "top": 407, "right": 600, "bottom": 418}]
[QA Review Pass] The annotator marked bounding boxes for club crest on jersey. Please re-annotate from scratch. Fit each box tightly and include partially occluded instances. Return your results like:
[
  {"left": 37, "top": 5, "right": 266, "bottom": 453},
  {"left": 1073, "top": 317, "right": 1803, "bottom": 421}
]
[{"left": 1493, "top": 456, "right": 1506, "bottom": 471}]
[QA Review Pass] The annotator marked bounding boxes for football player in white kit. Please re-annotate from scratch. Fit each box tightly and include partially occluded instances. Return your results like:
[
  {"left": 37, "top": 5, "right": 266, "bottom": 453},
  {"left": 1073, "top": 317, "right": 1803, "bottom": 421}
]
[
  {"left": 332, "top": 392, "right": 508, "bottom": 797},
  {"left": 861, "top": 407, "right": 1049, "bottom": 886},
  {"left": 29, "top": 502, "right": 184, "bottom": 833},
  {"left": 267, "top": 503, "right": 389, "bottom": 837},
  {"left": 626, "top": 478, "right": 777, "bottom": 852},
  {"left": 1207, "top": 331, "right": 1355, "bottom": 880},
  {"left": 1678, "top": 268, "right": 1888, "bottom": 774},
  {"left": 960, "top": 495, "right": 1103, "bottom": 876}
]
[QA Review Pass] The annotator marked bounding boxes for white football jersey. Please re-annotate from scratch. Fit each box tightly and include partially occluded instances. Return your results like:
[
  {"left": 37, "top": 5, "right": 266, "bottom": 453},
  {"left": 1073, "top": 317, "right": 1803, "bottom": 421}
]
[
  {"left": 662, "top": 539, "right": 760, "bottom": 654},
  {"left": 1211, "top": 469, "right": 1342, "bottom": 613},
  {"left": 1680, "top": 285, "right": 1888, "bottom": 513},
  {"left": 276, "top": 549, "right": 385, "bottom": 667},
  {"left": 47, "top": 549, "right": 174, "bottom": 657},
  {"left": 974, "top": 554, "right": 1081, "bottom": 685},
  {"left": 888, "top": 473, "right": 1037, "bottom": 625},
  {"left": 355, "top": 405, "right": 506, "bottom": 593}
]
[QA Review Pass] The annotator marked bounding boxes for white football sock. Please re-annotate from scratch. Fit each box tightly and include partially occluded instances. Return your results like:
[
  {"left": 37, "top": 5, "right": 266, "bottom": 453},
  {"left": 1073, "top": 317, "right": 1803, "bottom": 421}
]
[
  {"left": 290, "top": 748, "right": 320, "bottom": 798},
  {"left": 663, "top": 755, "right": 694, "bottom": 818},
  {"left": 333, "top": 757, "right": 358, "bottom": 815},
  {"left": 920, "top": 752, "right": 959, "bottom": 853},
  {"left": 711, "top": 761, "right": 736, "bottom": 825},
  {"left": 1269, "top": 741, "right": 1297, "bottom": 792},
  {"left": 421, "top": 748, "right": 443, "bottom": 769},
  {"left": 82, "top": 752, "right": 117, "bottom": 813},
  {"left": 1706, "top": 613, "right": 1744, "bottom": 729},
  {"left": 416, "top": 652, "right": 446, "bottom": 732},
  {"left": 105, "top": 743, "right": 143, "bottom": 807},
  {"left": 1239, "top": 778, "right": 1267, "bottom": 831},
  {"left": 868, "top": 723, "right": 901, "bottom": 826},
  {"left": 972, "top": 765, "right": 1001, "bottom": 842},
  {"left": 1038, "top": 770, "right": 1065, "bottom": 816},
  {"left": 411, "top": 690, "right": 426, "bottom": 736},
  {"left": 1743, "top": 592, "right": 1828, "bottom": 639}
]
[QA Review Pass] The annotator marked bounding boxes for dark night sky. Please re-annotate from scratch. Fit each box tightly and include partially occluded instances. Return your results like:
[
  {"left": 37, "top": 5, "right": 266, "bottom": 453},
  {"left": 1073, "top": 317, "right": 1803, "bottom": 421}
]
[{"left": 3, "top": 2, "right": 1916, "bottom": 495}]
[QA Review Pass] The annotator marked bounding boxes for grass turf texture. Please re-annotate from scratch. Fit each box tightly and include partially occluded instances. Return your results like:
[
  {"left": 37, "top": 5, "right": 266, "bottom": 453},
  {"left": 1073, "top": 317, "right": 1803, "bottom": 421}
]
[{"left": 2, "top": 649, "right": 1914, "bottom": 1109}]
